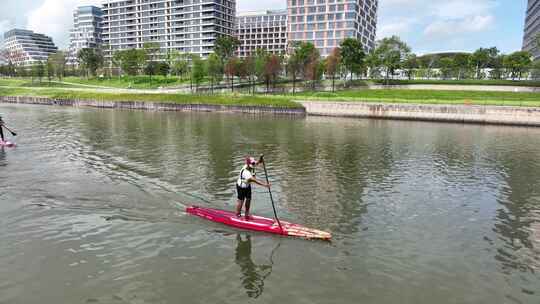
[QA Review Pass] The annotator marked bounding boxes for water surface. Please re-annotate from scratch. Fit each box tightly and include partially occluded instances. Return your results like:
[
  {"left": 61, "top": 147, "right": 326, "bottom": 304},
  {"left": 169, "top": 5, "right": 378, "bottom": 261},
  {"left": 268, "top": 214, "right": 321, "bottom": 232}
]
[{"left": 0, "top": 104, "right": 539, "bottom": 303}]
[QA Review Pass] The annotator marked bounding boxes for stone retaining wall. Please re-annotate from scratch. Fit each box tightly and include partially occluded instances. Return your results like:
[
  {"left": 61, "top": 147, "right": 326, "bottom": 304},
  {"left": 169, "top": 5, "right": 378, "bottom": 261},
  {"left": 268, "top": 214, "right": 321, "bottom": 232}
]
[
  {"left": 3, "top": 96, "right": 540, "bottom": 127},
  {"left": 369, "top": 84, "right": 540, "bottom": 92},
  {"left": 300, "top": 101, "right": 540, "bottom": 127},
  {"left": 0, "top": 96, "right": 306, "bottom": 116}
]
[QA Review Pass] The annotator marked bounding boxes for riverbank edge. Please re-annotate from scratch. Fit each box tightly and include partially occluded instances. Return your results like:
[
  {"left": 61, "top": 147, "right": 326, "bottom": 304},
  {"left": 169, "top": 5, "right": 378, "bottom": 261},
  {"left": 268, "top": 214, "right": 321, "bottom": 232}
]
[
  {"left": 0, "top": 96, "right": 307, "bottom": 116},
  {"left": 3, "top": 96, "right": 540, "bottom": 127},
  {"left": 299, "top": 100, "right": 540, "bottom": 127}
]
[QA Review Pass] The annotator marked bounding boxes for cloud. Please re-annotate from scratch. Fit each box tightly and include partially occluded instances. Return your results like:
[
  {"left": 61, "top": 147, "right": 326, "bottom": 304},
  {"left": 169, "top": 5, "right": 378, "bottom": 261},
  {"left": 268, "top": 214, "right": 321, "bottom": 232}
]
[
  {"left": 378, "top": 0, "right": 499, "bottom": 50},
  {"left": 237, "top": 0, "right": 286, "bottom": 12},
  {"left": 377, "top": 17, "right": 418, "bottom": 39},
  {"left": 20, "top": 0, "right": 275, "bottom": 48},
  {"left": 424, "top": 15, "right": 495, "bottom": 38},
  {"left": 26, "top": 0, "right": 100, "bottom": 49},
  {"left": 433, "top": 0, "right": 497, "bottom": 19},
  {"left": 0, "top": 20, "right": 12, "bottom": 37}
]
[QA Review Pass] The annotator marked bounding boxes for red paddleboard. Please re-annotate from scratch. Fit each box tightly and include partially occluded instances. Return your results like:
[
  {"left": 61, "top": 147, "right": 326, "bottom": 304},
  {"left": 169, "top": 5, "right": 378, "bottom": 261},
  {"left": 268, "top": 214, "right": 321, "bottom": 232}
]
[
  {"left": 0, "top": 140, "right": 16, "bottom": 147},
  {"left": 187, "top": 206, "right": 331, "bottom": 240}
]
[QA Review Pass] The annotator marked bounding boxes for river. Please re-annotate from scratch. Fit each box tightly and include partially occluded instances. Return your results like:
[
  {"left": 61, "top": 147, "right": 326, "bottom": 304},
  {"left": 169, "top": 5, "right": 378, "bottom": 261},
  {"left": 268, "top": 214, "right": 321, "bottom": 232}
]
[{"left": 0, "top": 104, "right": 539, "bottom": 303}]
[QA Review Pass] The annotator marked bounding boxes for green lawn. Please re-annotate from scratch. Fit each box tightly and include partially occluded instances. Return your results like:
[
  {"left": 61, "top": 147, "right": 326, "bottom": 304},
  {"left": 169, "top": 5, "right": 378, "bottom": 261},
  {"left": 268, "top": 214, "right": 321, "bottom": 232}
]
[
  {"left": 0, "top": 78, "right": 87, "bottom": 88},
  {"left": 2, "top": 84, "right": 540, "bottom": 108},
  {"left": 62, "top": 76, "right": 196, "bottom": 89},
  {"left": 0, "top": 87, "right": 302, "bottom": 108},
  {"left": 371, "top": 79, "right": 540, "bottom": 87},
  {"left": 288, "top": 89, "right": 540, "bottom": 107}
]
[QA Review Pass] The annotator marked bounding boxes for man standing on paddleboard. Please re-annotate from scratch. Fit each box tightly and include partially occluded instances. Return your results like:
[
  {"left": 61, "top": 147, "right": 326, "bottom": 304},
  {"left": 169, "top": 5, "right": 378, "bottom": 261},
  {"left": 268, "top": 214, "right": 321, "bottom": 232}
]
[
  {"left": 0, "top": 115, "right": 5, "bottom": 142},
  {"left": 236, "top": 156, "right": 270, "bottom": 219}
]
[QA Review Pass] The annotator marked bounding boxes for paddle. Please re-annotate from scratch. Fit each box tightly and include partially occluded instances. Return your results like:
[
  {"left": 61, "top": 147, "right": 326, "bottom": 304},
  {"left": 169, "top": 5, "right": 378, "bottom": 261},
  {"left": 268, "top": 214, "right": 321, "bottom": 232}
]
[
  {"left": 3, "top": 125, "right": 17, "bottom": 137},
  {"left": 260, "top": 155, "right": 283, "bottom": 233}
]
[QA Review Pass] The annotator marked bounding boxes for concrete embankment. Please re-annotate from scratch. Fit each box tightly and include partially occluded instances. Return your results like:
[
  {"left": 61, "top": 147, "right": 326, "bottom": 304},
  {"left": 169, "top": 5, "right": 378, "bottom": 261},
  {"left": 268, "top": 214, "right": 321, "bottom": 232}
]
[
  {"left": 3, "top": 96, "right": 540, "bottom": 127},
  {"left": 368, "top": 84, "right": 540, "bottom": 93},
  {"left": 299, "top": 100, "right": 540, "bottom": 127},
  {"left": 0, "top": 96, "right": 306, "bottom": 116}
]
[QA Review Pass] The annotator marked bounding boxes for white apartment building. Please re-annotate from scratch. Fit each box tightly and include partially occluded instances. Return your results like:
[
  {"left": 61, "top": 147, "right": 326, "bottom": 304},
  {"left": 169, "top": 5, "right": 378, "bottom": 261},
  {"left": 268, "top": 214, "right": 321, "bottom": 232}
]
[
  {"left": 2, "top": 29, "right": 58, "bottom": 66},
  {"left": 523, "top": 0, "right": 540, "bottom": 60},
  {"left": 236, "top": 10, "right": 288, "bottom": 58},
  {"left": 287, "top": 0, "right": 378, "bottom": 57},
  {"left": 101, "top": 0, "right": 236, "bottom": 59},
  {"left": 68, "top": 6, "right": 104, "bottom": 64}
]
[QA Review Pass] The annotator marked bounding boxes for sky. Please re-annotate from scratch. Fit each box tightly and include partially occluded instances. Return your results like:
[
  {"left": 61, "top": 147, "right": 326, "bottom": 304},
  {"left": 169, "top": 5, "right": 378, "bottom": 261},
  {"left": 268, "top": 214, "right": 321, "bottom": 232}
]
[{"left": 0, "top": 0, "right": 527, "bottom": 54}]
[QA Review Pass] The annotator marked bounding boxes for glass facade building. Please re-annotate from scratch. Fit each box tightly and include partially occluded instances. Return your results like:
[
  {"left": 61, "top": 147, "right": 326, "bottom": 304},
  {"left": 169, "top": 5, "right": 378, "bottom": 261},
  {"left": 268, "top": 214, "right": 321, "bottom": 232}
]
[
  {"left": 523, "top": 0, "right": 540, "bottom": 60},
  {"left": 69, "top": 6, "right": 104, "bottom": 64},
  {"left": 101, "top": 0, "right": 236, "bottom": 59},
  {"left": 2, "top": 29, "right": 58, "bottom": 66},
  {"left": 287, "top": 0, "right": 378, "bottom": 57},
  {"left": 236, "top": 10, "right": 288, "bottom": 58}
]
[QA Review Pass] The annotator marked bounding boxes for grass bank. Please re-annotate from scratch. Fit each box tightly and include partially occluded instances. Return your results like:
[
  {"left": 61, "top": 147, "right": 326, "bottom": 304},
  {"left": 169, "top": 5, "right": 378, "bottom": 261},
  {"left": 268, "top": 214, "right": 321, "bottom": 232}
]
[
  {"left": 288, "top": 89, "right": 540, "bottom": 107},
  {"left": 371, "top": 79, "right": 540, "bottom": 87},
  {"left": 62, "top": 76, "right": 195, "bottom": 89},
  {"left": 0, "top": 78, "right": 90, "bottom": 89},
  {"left": 0, "top": 87, "right": 301, "bottom": 108},
  {"left": 2, "top": 85, "right": 540, "bottom": 108}
]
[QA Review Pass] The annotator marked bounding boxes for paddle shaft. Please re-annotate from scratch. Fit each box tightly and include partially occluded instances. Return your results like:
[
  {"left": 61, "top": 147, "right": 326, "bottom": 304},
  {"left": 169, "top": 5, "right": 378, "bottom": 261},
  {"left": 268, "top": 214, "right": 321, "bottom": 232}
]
[
  {"left": 261, "top": 156, "right": 283, "bottom": 233},
  {"left": 1, "top": 124, "right": 17, "bottom": 136}
]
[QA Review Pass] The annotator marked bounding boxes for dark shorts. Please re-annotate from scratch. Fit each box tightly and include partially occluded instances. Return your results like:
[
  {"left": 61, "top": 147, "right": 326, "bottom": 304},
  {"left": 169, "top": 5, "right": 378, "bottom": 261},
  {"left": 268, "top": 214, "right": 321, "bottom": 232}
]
[{"left": 236, "top": 185, "right": 252, "bottom": 201}]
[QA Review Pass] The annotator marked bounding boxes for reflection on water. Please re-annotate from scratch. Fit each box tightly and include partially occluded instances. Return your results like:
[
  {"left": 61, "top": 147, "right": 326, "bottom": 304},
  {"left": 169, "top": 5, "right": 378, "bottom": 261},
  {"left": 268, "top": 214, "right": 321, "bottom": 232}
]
[
  {"left": 0, "top": 104, "right": 540, "bottom": 303},
  {"left": 235, "top": 234, "right": 276, "bottom": 298},
  {"left": 0, "top": 148, "right": 5, "bottom": 166}
]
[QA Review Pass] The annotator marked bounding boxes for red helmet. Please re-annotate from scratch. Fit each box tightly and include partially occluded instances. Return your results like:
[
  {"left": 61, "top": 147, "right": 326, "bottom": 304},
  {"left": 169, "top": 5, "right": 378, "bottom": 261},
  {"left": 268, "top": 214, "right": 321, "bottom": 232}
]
[{"left": 245, "top": 156, "right": 257, "bottom": 167}]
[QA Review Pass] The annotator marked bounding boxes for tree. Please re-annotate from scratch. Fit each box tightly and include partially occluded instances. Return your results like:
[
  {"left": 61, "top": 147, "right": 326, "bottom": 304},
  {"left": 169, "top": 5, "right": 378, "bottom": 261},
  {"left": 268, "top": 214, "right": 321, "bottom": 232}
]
[
  {"left": 144, "top": 61, "right": 159, "bottom": 78},
  {"left": 143, "top": 42, "right": 161, "bottom": 62},
  {"left": 263, "top": 54, "right": 282, "bottom": 93},
  {"left": 114, "top": 49, "right": 146, "bottom": 76},
  {"left": 304, "top": 51, "right": 323, "bottom": 91},
  {"left": 438, "top": 57, "right": 455, "bottom": 80},
  {"left": 504, "top": 51, "right": 532, "bottom": 80},
  {"left": 46, "top": 56, "right": 55, "bottom": 83},
  {"left": 453, "top": 53, "right": 470, "bottom": 80},
  {"left": 243, "top": 56, "right": 257, "bottom": 94},
  {"left": 49, "top": 51, "right": 67, "bottom": 81},
  {"left": 170, "top": 50, "right": 190, "bottom": 78},
  {"left": 206, "top": 53, "right": 223, "bottom": 94},
  {"left": 143, "top": 42, "right": 160, "bottom": 79},
  {"left": 365, "top": 51, "right": 381, "bottom": 79},
  {"left": 325, "top": 47, "right": 341, "bottom": 92},
  {"left": 489, "top": 55, "right": 505, "bottom": 80},
  {"left": 31, "top": 61, "right": 45, "bottom": 83},
  {"left": 402, "top": 53, "right": 418, "bottom": 80},
  {"left": 112, "top": 51, "right": 124, "bottom": 76},
  {"left": 529, "top": 59, "right": 540, "bottom": 80},
  {"left": 77, "top": 48, "right": 104, "bottom": 77},
  {"left": 287, "top": 53, "right": 301, "bottom": 94},
  {"left": 372, "top": 36, "right": 411, "bottom": 84},
  {"left": 157, "top": 62, "right": 170, "bottom": 77},
  {"left": 470, "top": 47, "right": 499, "bottom": 79},
  {"left": 255, "top": 48, "right": 269, "bottom": 90},
  {"left": 190, "top": 54, "right": 205, "bottom": 92},
  {"left": 213, "top": 36, "right": 240, "bottom": 64},
  {"left": 288, "top": 42, "right": 318, "bottom": 93},
  {"left": 224, "top": 57, "right": 241, "bottom": 92},
  {"left": 340, "top": 38, "right": 365, "bottom": 81},
  {"left": 236, "top": 57, "right": 249, "bottom": 90}
]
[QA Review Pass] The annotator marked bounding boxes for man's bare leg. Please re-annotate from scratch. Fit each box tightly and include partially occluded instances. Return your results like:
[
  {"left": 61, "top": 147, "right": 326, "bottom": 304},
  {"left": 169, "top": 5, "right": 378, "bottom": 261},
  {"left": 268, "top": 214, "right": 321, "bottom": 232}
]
[{"left": 236, "top": 199, "right": 244, "bottom": 216}]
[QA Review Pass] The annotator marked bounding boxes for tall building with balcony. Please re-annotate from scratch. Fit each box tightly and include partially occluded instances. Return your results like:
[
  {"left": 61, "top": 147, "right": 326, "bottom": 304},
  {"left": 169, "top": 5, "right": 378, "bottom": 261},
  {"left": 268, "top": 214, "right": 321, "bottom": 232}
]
[
  {"left": 101, "top": 0, "right": 236, "bottom": 60},
  {"left": 2, "top": 29, "right": 58, "bottom": 66},
  {"left": 523, "top": 0, "right": 540, "bottom": 60},
  {"left": 287, "top": 0, "right": 378, "bottom": 57},
  {"left": 68, "top": 6, "right": 104, "bottom": 64},
  {"left": 236, "top": 10, "right": 288, "bottom": 58}
]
